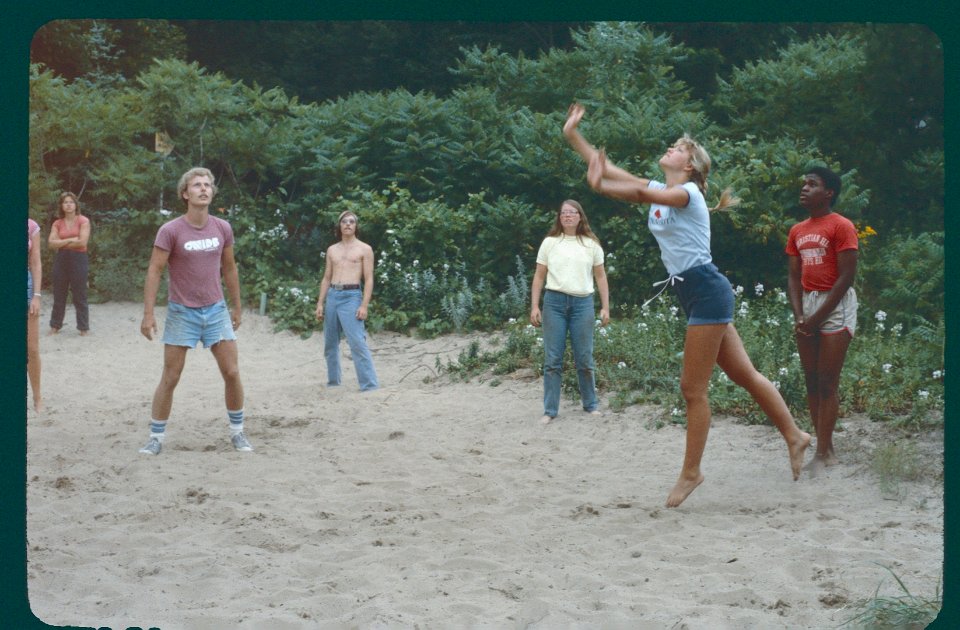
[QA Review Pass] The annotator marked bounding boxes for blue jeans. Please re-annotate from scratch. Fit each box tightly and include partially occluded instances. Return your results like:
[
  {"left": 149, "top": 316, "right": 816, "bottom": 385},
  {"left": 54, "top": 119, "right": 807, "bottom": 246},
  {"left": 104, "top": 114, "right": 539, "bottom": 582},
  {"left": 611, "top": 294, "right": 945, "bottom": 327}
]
[
  {"left": 324, "top": 289, "right": 379, "bottom": 391},
  {"left": 541, "top": 289, "right": 598, "bottom": 417}
]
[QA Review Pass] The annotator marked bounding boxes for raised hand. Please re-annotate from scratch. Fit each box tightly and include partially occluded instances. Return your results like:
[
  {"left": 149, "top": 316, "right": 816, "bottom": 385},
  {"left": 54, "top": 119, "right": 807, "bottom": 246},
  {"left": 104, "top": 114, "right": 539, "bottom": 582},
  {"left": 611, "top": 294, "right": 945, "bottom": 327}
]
[{"left": 563, "top": 102, "right": 585, "bottom": 136}]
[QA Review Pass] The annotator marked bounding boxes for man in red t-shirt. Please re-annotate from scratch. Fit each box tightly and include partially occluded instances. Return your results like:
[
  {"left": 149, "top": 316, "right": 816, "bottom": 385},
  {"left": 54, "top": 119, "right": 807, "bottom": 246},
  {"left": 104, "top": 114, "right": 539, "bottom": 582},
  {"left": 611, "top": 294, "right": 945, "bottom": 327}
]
[{"left": 786, "top": 166, "right": 858, "bottom": 474}]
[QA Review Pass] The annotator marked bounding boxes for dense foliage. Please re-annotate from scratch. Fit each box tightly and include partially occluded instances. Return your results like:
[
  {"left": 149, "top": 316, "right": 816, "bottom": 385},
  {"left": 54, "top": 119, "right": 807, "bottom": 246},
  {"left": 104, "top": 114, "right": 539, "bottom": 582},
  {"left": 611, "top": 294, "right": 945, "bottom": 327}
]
[
  {"left": 444, "top": 284, "right": 945, "bottom": 425},
  {"left": 29, "top": 21, "right": 943, "bottom": 353}
]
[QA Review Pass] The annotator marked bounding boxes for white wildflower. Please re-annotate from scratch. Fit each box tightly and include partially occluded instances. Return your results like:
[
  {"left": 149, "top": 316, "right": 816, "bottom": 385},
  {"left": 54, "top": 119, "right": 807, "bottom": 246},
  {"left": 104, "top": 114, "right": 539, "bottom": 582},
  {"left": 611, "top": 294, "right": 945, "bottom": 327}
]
[
  {"left": 508, "top": 318, "right": 516, "bottom": 324},
  {"left": 875, "top": 310, "right": 887, "bottom": 322},
  {"left": 882, "top": 363, "right": 892, "bottom": 373},
  {"left": 617, "top": 361, "right": 626, "bottom": 369},
  {"left": 933, "top": 370, "right": 943, "bottom": 379},
  {"left": 918, "top": 390, "right": 930, "bottom": 399},
  {"left": 892, "top": 323, "right": 903, "bottom": 336},
  {"left": 779, "top": 367, "right": 788, "bottom": 376},
  {"left": 160, "top": 208, "right": 172, "bottom": 216},
  {"left": 734, "top": 285, "right": 744, "bottom": 296},
  {"left": 755, "top": 283, "right": 764, "bottom": 296}
]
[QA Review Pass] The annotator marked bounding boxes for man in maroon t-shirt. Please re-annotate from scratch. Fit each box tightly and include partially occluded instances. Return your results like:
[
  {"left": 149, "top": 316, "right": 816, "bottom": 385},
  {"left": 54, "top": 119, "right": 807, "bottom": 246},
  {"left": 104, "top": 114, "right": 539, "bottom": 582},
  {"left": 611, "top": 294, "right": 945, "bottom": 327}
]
[
  {"left": 137, "top": 167, "right": 252, "bottom": 456},
  {"left": 786, "top": 166, "right": 858, "bottom": 474}
]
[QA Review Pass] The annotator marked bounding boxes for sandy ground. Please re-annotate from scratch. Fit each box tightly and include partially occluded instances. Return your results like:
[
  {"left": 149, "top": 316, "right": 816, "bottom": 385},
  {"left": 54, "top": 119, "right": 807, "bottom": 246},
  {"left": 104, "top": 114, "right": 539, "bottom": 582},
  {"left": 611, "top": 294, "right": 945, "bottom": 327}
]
[{"left": 26, "top": 301, "right": 943, "bottom": 629}]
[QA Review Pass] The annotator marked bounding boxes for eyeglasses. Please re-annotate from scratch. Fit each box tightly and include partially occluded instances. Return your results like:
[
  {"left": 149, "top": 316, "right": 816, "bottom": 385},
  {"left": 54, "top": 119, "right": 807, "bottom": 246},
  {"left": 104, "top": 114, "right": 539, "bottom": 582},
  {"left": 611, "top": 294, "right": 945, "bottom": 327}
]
[{"left": 340, "top": 218, "right": 357, "bottom": 225}]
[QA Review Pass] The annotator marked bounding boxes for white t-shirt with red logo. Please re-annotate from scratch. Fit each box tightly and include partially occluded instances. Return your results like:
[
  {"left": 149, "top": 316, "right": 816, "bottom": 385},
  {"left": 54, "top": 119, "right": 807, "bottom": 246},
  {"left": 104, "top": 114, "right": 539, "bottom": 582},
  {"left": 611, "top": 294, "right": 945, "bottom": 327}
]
[
  {"left": 647, "top": 180, "right": 711, "bottom": 276},
  {"left": 154, "top": 215, "right": 234, "bottom": 307}
]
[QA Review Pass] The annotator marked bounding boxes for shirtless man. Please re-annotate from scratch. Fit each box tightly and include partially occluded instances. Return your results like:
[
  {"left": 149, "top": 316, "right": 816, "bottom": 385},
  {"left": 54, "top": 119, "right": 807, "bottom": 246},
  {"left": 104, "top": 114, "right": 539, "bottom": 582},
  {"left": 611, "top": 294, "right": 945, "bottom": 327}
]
[{"left": 315, "top": 211, "right": 379, "bottom": 391}]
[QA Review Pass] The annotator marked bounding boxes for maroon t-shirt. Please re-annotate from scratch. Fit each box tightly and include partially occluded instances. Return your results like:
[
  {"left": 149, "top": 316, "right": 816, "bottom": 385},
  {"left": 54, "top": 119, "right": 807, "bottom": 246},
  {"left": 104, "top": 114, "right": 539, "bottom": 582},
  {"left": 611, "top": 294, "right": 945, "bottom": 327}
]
[{"left": 154, "top": 215, "right": 234, "bottom": 307}]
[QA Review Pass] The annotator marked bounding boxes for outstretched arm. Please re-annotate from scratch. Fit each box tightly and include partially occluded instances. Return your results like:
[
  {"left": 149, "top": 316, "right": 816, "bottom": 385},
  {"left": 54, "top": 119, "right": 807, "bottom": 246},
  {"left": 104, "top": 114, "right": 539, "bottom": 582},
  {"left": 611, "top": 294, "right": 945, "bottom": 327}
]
[
  {"left": 589, "top": 149, "right": 690, "bottom": 207},
  {"left": 563, "top": 103, "right": 649, "bottom": 187}
]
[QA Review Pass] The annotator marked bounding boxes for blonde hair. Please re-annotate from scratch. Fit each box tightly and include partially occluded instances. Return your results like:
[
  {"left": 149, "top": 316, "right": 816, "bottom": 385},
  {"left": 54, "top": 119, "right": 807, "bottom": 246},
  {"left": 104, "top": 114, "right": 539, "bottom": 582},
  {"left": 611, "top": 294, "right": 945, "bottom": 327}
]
[
  {"left": 177, "top": 167, "right": 218, "bottom": 203},
  {"left": 675, "top": 135, "right": 740, "bottom": 212},
  {"left": 57, "top": 191, "right": 81, "bottom": 219}
]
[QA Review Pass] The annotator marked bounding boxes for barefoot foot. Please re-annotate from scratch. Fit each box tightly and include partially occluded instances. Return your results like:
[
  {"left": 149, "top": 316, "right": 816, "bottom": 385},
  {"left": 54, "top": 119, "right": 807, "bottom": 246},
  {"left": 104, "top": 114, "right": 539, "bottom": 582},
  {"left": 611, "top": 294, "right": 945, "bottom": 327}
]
[
  {"left": 788, "top": 432, "right": 812, "bottom": 480},
  {"left": 666, "top": 473, "right": 704, "bottom": 508},
  {"left": 803, "top": 451, "right": 839, "bottom": 478},
  {"left": 540, "top": 414, "right": 554, "bottom": 425}
]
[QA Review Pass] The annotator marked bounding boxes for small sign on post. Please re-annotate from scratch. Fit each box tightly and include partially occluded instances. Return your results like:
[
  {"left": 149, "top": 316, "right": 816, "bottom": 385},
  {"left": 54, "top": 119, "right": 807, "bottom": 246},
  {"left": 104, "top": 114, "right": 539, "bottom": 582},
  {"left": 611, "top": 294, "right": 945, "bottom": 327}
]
[{"left": 155, "top": 131, "right": 174, "bottom": 157}]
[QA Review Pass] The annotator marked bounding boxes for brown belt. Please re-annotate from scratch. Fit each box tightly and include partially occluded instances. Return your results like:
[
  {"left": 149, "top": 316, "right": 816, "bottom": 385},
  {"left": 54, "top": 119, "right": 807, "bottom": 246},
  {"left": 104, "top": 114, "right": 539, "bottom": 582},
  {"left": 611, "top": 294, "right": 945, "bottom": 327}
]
[{"left": 331, "top": 283, "right": 361, "bottom": 290}]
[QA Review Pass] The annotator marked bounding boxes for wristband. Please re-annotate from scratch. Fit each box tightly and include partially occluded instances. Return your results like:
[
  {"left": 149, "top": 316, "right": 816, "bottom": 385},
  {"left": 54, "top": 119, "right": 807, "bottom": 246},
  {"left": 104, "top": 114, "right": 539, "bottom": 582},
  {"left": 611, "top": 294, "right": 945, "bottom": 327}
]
[{"left": 33, "top": 293, "right": 41, "bottom": 297}]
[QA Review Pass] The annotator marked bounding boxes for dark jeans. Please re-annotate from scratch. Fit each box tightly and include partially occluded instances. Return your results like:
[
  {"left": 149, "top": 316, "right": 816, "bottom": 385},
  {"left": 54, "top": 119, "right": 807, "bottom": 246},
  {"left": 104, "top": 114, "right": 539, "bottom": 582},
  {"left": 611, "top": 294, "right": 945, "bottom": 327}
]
[{"left": 50, "top": 250, "right": 89, "bottom": 332}]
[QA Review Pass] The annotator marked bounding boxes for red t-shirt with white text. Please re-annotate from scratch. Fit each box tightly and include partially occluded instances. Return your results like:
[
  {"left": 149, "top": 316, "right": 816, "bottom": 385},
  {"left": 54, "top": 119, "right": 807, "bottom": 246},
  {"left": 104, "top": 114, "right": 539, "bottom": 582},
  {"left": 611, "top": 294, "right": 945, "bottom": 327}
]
[{"left": 785, "top": 212, "right": 858, "bottom": 292}]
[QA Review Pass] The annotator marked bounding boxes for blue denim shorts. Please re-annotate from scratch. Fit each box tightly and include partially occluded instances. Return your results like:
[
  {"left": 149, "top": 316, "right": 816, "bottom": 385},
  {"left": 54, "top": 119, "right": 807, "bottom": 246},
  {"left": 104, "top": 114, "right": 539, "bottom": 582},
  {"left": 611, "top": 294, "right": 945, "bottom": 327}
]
[
  {"left": 672, "top": 263, "right": 734, "bottom": 325},
  {"left": 162, "top": 300, "right": 237, "bottom": 348},
  {"left": 27, "top": 269, "right": 34, "bottom": 306}
]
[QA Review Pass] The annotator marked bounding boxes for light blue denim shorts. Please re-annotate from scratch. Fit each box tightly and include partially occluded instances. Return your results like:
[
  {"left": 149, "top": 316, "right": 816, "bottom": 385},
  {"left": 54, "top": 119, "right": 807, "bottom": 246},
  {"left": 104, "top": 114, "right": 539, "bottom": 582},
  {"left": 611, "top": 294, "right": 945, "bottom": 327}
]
[{"left": 162, "top": 300, "right": 237, "bottom": 348}]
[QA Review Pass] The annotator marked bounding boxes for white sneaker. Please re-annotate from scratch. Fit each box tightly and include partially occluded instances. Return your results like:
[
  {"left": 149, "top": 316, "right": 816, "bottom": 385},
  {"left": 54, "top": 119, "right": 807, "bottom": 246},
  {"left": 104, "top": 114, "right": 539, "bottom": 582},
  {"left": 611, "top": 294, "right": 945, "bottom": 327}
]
[
  {"left": 139, "top": 436, "right": 162, "bottom": 455},
  {"left": 231, "top": 432, "right": 253, "bottom": 452}
]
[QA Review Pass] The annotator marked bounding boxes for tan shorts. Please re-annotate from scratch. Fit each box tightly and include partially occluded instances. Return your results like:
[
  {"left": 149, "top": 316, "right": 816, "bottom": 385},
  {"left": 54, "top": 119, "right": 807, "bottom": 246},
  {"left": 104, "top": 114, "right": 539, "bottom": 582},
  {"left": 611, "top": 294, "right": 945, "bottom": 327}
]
[{"left": 802, "top": 287, "right": 858, "bottom": 337}]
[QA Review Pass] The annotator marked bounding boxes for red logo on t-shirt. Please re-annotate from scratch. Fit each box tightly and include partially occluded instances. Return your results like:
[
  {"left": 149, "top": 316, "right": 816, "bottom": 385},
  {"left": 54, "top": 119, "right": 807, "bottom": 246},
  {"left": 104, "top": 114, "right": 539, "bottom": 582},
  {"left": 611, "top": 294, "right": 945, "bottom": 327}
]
[{"left": 654, "top": 209, "right": 662, "bottom": 219}]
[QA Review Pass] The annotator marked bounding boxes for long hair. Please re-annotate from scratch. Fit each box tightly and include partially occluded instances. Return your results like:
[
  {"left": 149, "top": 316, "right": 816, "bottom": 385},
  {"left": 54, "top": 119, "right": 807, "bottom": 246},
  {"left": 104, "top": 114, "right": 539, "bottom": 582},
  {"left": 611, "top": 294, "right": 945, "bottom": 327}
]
[
  {"left": 335, "top": 210, "right": 360, "bottom": 242},
  {"left": 177, "top": 167, "right": 218, "bottom": 204},
  {"left": 56, "top": 192, "right": 81, "bottom": 219},
  {"left": 675, "top": 135, "right": 740, "bottom": 212},
  {"left": 545, "top": 199, "right": 600, "bottom": 245}
]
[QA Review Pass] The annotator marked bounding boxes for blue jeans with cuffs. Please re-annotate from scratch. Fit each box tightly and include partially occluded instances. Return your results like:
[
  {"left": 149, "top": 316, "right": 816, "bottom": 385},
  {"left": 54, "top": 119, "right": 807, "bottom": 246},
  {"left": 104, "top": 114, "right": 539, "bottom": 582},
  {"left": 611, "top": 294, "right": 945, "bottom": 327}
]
[{"left": 541, "top": 289, "right": 598, "bottom": 417}]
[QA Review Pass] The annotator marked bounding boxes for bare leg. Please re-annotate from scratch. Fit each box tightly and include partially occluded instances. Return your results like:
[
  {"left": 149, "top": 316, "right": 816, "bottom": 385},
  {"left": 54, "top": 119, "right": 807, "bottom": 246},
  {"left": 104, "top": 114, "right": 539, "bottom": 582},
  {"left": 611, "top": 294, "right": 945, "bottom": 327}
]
[
  {"left": 667, "top": 323, "right": 727, "bottom": 508},
  {"left": 795, "top": 331, "right": 823, "bottom": 473},
  {"left": 151, "top": 345, "right": 188, "bottom": 420},
  {"left": 717, "top": 325, "right": 810, "bottom": 480},
  {"left": 809, "top": 332, "right": 851, "bottom": 467},
  {"left": 27, "top": 311, "right": 42, "bottom": 413},
  {"left": 210, "top": 340, "right": 244, "bottom": 411}
]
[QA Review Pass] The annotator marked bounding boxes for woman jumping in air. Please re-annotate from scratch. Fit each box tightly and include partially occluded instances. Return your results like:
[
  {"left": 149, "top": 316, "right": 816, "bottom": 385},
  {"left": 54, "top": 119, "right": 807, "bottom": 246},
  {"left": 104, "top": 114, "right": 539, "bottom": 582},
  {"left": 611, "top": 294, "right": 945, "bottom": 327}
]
[{"left": 563, "top": 103, "right": 810, "bottom": 507}]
